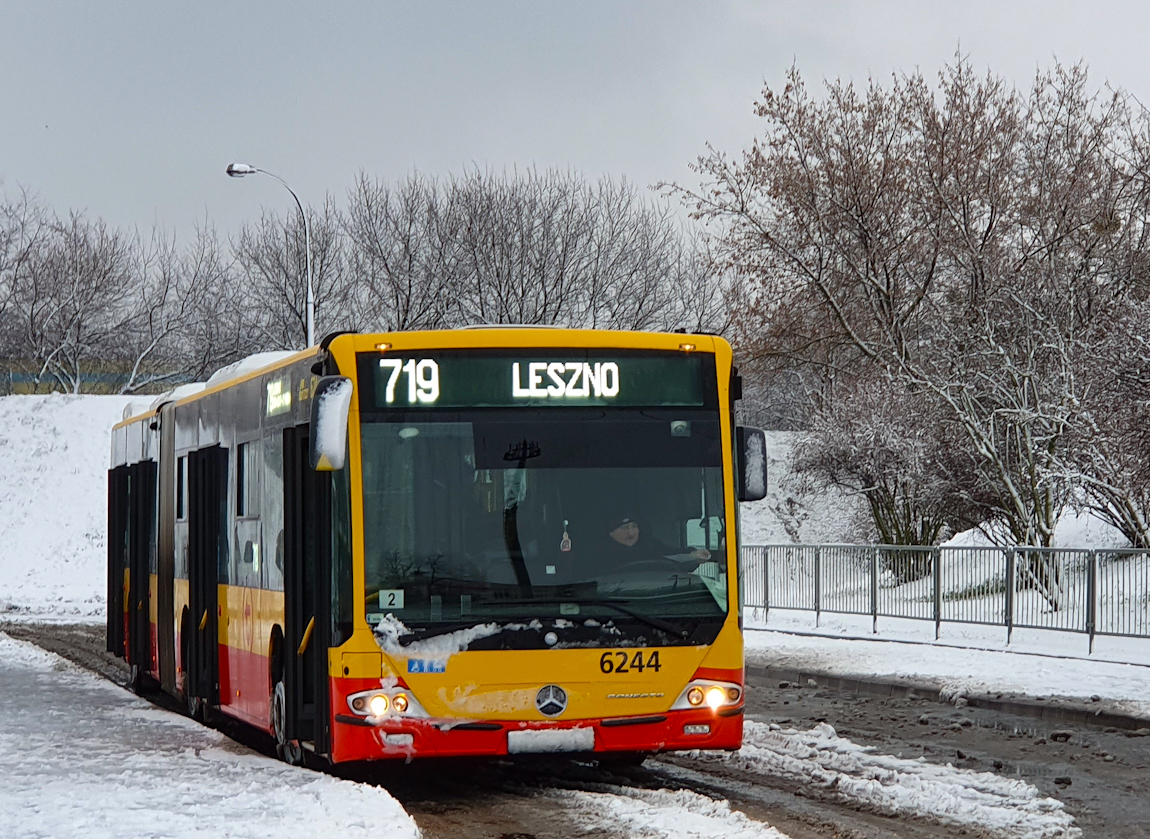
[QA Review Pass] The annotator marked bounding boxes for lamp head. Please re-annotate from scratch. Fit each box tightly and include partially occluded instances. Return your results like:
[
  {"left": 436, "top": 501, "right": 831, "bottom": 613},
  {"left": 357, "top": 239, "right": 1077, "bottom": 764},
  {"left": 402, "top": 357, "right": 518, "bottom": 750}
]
[{"left": 226, "top": 162, "right": 256, "bottom": 177}]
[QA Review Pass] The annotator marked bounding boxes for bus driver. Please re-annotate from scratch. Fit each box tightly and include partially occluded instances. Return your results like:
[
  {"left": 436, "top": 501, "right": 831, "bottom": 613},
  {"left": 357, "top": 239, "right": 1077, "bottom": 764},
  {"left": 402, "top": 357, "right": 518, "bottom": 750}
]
[{"left": 602, "top": 514, "right": 711, "bottom": 570}]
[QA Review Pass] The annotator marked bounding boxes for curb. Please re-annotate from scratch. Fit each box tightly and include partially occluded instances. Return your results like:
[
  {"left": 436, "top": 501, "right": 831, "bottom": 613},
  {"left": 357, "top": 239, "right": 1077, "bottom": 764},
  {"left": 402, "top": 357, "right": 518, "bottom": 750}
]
[{"left": 746, "top": 663, "right": 1150, "bottom": 733}]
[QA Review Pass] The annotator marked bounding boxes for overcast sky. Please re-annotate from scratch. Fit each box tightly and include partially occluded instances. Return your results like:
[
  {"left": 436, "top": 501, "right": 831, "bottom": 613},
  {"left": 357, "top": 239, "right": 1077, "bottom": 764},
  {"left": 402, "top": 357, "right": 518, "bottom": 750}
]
[{"left": 4, "top": 1, "right": 1150, "bottom": 239}]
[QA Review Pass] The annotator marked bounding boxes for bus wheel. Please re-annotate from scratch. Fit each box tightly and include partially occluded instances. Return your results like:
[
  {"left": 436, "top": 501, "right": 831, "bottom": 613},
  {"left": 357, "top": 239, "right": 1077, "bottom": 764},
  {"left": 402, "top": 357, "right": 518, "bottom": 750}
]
[{"left": 272, "top": 680, "right": 304, "bottom": 766}]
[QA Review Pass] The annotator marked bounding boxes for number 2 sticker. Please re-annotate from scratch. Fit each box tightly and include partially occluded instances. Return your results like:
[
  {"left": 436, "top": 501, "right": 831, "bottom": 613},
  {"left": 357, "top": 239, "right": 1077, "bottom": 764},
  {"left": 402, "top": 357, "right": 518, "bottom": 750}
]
[{"left": 379, "top": 590, "right": 405, "bottom": 609}]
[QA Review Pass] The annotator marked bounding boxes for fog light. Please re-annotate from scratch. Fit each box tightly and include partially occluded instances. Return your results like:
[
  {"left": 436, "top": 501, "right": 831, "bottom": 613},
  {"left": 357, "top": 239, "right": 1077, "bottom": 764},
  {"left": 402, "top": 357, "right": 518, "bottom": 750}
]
[
  {"left": 392, "top": 693, "right": 409, "bottom": 713},
  {"left": 684, "top": 724, "right": 710, "bottom": 735},
  {"left": 351, "top": 696, "right": 366, "bottom": 712},
  {"left": 727, "top": 687, "right": 741, "bottom": 702},
  {"left": 368, "top": 694, "right": 389, "bottom": 716},
  {"left": 687, "top": 687, "right": 705, "bottom": 706},
  {"left": 705, "top": 686, "right": 725, "bottom": 710}
]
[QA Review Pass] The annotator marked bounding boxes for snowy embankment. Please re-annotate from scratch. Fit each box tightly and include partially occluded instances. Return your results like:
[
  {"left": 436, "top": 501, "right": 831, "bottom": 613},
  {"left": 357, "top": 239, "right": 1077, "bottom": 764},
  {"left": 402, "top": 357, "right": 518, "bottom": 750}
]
[
  {"left": 557, "top": 719, "right": 1082, "bottom": 839},
  {"left": 688, "top": 721, "right": 1079, "bottom": 839},
  {"left": 0, "top": 633, "right": 419, "bottom": 839},
  {"left": 0, "top": 395, "right": 134, "bottom": 620},
  {"left": 740, "top": 431, "right": 862, "bottom": 545},
  {"left": 744, "top": 627, "right": 1150, "bottom": 720}
]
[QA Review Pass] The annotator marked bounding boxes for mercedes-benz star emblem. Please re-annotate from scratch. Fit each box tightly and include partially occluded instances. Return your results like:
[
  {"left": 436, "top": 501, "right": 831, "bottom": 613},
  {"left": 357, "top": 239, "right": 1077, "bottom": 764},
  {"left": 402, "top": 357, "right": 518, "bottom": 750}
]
[{"left": 535, "top": 684, "right": 568, "bottom": 717}]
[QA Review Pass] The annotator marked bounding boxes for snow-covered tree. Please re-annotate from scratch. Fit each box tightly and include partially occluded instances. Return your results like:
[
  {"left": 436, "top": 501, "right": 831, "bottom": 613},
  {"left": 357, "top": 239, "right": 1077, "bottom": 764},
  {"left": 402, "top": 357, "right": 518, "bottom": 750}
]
[{"left": 673, "top": 57, "right": 1150, "bottom": 578}]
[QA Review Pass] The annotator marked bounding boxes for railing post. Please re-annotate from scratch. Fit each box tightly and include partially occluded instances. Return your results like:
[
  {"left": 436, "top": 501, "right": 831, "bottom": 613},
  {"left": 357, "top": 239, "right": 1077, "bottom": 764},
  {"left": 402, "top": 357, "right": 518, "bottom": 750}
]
[
  {"left": 1087, "top": 550, "right": 1097, "bottom": 654},
  {"left": 870, "top": 546, "right": 879, "bottom": 634},
  {"left": 1005, "top": 547, "right": 1016, "bottom": 645},
  {"left": 763, "top": 547, "right": 770, "bottom": 622},
  {"left": 932, "top": 546, "right": 942, "bottom": 640},
  {"left": 813, "top": 545, "right": 822, "bottom": 628}
]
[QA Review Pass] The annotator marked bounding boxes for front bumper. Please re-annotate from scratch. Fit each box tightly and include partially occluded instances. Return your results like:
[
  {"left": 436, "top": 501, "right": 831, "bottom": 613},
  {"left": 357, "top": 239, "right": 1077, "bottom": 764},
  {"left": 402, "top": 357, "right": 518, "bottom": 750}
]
[{"left": 328, "top": 679, "right": 744, "bottom": 763}]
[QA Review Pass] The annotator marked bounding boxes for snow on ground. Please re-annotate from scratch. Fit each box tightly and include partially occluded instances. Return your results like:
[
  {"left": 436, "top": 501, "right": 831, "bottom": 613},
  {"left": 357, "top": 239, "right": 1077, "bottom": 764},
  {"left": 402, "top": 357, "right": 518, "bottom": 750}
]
[
  {"left": 745, "top": 620, "right": 1150, "bottom": 719},
  {"left": 0, "top": 395, "right": 134, "bottom": 621},
  {"left": 943, "top": 504, "right": 1130, "bottom": 550},
  {"left": 738, "top": 431, "right": 862, "bottom": 545},
  {"left": 678, "top": 721, "right": 1080, "bottom": 839},
  {"left": 561, "top": 785, "right": 790, "bottom": 839},
  {"left": 0, "top": 632, "right": 420, "bottom": 839}
]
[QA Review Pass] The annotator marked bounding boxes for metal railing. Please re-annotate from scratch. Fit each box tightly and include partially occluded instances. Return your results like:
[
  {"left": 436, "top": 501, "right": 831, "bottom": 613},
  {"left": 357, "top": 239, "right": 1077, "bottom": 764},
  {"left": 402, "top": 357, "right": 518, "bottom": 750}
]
[{"left": 741, "top": 544, "right": 1150, "bottom": 650}]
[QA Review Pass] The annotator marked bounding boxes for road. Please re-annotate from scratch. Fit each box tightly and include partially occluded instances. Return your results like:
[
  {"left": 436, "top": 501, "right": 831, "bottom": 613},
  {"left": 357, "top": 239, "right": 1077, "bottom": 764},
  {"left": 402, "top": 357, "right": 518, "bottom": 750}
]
[{"left": 8, "top": 622, "right": 1140, "bottom": 838}]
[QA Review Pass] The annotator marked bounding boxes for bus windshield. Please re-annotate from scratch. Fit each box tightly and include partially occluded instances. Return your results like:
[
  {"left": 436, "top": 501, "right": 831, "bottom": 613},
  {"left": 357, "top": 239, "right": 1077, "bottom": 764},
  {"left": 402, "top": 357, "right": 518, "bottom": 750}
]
[{"left": 360, "top": 408, "right": 728, "bottom": 648}]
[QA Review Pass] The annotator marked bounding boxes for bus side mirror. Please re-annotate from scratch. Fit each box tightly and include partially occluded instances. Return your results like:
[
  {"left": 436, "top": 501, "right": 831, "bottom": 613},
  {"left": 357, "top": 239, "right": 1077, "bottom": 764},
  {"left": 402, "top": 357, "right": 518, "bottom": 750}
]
[
  {"left": 309, "top": 376, "right": 353, "bottom": 471},
  {"left": 736, "top": 426, "right": 768, "bottom": 502}
]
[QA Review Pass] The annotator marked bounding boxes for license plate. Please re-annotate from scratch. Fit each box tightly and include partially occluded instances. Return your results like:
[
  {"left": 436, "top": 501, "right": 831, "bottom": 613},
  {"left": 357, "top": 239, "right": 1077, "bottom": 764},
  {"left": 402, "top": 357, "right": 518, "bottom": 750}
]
[{"left": 507, "top": 727, "right": 595, "bottom": 754}]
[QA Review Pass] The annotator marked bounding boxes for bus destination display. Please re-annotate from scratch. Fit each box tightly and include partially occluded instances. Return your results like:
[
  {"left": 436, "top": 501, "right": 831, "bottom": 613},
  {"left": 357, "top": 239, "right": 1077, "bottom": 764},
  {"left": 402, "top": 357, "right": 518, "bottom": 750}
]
[{"left": 359, "top": 351, "right": 713, "bottom": 409}]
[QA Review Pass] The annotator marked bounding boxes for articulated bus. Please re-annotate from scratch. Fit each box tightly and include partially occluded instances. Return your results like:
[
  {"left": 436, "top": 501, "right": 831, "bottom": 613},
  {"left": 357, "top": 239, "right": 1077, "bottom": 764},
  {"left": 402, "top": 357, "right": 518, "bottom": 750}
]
[{"left": 107, "top": 328, "right": 767, "bottom": 764}]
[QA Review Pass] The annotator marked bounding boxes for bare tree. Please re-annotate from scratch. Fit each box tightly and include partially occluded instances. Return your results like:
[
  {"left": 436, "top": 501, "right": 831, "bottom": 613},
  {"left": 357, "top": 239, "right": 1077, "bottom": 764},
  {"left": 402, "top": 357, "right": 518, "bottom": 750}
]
[
  {"left": 792, "top": 373, "right": 987, "bottom": 551},
  {"left": 115, "top": 224, "right": 257, "bottom": 392},
  {"left": 673, "top": 58, "right": 1150, "bottom": 600},
  {"left": 343, "top": 167, "right": 726, "bottom": 334},
  {"left": 234, "top": 199, "right": 354, "bottom": 348},
  {"left": 11, "top": 213, "right": 138, "bottom": 393},
  {"left": 0, "top": 189, "right": 52, "bottom": 382},
  {"left": 344, "top": 173, "right": 457, "bottom": 331}
]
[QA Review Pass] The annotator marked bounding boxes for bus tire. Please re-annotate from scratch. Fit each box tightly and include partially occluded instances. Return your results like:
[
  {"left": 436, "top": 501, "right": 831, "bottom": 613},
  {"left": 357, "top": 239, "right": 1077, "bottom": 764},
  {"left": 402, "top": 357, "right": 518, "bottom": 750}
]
[{"left": 272, "top": 680, "right": 304, "bottom": 766}]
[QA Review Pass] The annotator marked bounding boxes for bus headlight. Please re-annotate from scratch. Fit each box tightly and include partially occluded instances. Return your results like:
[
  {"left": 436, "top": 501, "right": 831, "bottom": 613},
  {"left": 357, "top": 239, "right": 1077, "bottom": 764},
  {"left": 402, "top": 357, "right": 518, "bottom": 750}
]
[
  {"left": 346, "top": 688, "right": 431, "bottom": 720},
  {"left": 672, "top": 679, "right": 744, "bottom": 712}
]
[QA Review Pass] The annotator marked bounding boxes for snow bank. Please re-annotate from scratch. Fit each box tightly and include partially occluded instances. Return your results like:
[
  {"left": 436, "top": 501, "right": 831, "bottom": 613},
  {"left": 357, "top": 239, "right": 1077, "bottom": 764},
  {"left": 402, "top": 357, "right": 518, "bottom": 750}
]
[
  {"left": 745, "top": 627, "right": 1150, "bottom": 718},
  {"left": 562, "top": 785, "right": 790, "bottom": 839},
  {"left": 944, "top": 507, "right": 1128, "bottom": 550},
  {"left": 0, "top": 633, "right": 419, "bottom": 839},
  {"left": 691, "top": 721, "right": 1079, "bottom": 839},
  {"left": 738, "top": 431, "right": 861, "bottom": 545},
  {"left": 0, "top": 395, "right": 135, "bottom": 620}
]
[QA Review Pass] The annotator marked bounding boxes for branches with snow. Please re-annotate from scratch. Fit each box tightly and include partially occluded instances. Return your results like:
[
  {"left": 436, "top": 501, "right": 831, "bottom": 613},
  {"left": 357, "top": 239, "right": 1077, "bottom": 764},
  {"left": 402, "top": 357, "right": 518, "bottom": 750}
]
[{"left": 674, "top": 57, "right": 1150, "bottom": 574}]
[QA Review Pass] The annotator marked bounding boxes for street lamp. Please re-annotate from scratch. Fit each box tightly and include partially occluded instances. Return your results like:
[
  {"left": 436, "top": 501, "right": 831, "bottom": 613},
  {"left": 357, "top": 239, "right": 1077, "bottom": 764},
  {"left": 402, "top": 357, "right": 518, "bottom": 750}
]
[{"left": 226, "top": 162, "right": 315, "bottom": 348}]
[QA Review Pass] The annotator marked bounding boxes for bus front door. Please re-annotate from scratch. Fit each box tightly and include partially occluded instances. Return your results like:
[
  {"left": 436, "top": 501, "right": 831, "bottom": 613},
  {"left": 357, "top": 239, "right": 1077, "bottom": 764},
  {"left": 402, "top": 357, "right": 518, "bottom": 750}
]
[{"left": 283, "top": 424, "right": 332, "bottom": 759}]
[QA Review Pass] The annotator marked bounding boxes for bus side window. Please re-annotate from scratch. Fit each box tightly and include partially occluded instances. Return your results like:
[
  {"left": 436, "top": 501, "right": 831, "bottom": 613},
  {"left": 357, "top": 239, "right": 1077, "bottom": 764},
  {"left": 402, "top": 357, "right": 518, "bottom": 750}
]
[
  {"left": 262, "top": 430, "right": 285, "bottom": 592},
  {"left": 235, "top": 439, "right": 262, "bottom": 587}
]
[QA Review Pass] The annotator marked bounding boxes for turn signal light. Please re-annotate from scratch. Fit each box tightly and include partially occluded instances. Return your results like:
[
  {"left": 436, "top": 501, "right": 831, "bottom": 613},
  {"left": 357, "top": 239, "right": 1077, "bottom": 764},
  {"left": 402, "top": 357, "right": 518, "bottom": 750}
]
[
  {"left": 687, "top": 686, "right": 705, "bottom": 706},
  {"left": 392, "top": 693, "right": 409, "bottom": 713}
]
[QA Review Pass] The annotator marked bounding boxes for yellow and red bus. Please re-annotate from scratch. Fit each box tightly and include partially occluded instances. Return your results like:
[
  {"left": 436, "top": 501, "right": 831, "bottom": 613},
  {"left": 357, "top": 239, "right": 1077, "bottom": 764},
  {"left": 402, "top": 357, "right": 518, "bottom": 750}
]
[{"left": 107, "top": 328, "right": 767, "bottom": 764}]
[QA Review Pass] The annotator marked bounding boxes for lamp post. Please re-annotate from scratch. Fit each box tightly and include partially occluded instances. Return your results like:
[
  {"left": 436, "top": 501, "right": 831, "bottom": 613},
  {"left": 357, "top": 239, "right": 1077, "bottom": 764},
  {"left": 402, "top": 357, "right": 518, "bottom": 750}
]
[{"left": 226, "top": 162, "right": 315, "bottom": 348}]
